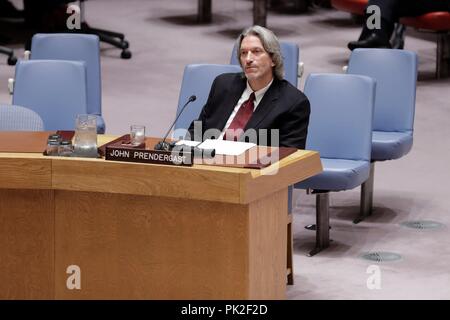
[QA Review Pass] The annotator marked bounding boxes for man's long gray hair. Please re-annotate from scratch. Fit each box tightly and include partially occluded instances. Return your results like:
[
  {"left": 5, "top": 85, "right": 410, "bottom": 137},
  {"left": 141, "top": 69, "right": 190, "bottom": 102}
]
[{"left": 236, "top": 25, "right": 284, "bottom": 80}]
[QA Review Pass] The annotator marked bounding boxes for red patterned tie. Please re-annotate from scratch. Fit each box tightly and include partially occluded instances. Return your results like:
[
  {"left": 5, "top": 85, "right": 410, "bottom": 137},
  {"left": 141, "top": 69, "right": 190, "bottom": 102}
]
[{"left": 224, "top": 92, "right": 256, "bottom": 141}]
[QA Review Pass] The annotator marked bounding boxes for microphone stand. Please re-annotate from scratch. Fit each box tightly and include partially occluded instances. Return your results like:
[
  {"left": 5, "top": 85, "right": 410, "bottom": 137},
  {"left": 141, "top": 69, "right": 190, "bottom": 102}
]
[{"left": 154, "top": 95, "right": 196, "bottom": 151}]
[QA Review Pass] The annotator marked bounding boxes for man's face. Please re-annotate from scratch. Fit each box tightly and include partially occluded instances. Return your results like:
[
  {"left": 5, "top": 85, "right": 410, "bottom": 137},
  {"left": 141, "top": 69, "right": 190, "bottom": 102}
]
[{"left": 239, "top": 35, "right": 275, "bottom": 85}]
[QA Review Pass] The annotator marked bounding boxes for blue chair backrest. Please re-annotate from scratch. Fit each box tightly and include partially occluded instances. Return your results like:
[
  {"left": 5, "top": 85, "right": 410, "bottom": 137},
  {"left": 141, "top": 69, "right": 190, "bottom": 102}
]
[
  {"left": 173, "top": 64, "right": 242, "bottom": 137},
  {"left": 12, "top": 60, "right": 88, "bottom": 131},
  {"left": 31, "top": 34, "right": 101, "bottom": 118},
  {"left": 347, "top": 49, "right": 418, "bottom": 132},
  {"left": 304, "top": 73, "right": 376, "bottom": 162},
  {"left": 0, "top": 105, "right": 44, "bottom": 131},
  {"left": 230, "top": 41, "right": 299, "bottom": 87}
]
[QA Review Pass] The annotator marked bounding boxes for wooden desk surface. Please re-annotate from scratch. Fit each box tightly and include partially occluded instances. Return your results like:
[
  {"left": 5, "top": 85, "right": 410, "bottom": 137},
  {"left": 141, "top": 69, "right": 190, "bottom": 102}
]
[
  {"left": 0, "top": 135, "right": 322, "bottom": 299},
  {"left": 0, "top": 134, "right": 322, "bottom": 204}
]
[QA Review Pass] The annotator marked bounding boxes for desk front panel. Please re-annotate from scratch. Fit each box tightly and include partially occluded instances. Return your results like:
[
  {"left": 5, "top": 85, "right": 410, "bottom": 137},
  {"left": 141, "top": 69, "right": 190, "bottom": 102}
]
[
  {"left": 0, "top": 147, "right": 320, "bottom": 299},
  {"left": 53, "top": 189, "right": 286, "bottom": 299}
]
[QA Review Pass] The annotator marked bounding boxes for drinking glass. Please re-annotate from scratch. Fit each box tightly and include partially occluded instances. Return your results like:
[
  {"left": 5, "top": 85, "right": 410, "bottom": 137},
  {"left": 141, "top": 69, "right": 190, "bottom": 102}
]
[{"left": 130, "top": 125, "right": 146, "bottom": 146}]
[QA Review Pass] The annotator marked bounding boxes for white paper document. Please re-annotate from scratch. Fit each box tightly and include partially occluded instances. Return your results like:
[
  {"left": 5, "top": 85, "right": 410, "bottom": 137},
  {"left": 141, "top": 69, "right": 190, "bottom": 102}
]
[
  {"left": 175, "top": 140, "right": 201, "bottom": 147},
  {"left": 197, "top": 139, "right": 256, "bottom": 156}
]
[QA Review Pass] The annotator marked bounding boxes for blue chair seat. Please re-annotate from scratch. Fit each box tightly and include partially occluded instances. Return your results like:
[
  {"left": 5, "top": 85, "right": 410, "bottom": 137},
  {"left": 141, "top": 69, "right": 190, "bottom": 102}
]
[
  {"left": 295, "top": 158, "right": 370, "bottom": 191},
  {"left": 12, "top": 60, "right": 88, "bottom": 131},
  {"left": 371, "top": 131, "right": 413, "bottom": 161}
]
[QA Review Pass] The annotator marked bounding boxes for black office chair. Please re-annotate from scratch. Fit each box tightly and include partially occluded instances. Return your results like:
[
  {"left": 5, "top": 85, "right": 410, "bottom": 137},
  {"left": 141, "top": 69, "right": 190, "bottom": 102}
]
[
  {"left": 0, "top": 0, "right": 19, "bottom": 66},
  {"left": 0, "top": 45, "right": 17, "bottom": 65},
  {"left": 77, "top": 0, "right": 132, "bottom": 59}
]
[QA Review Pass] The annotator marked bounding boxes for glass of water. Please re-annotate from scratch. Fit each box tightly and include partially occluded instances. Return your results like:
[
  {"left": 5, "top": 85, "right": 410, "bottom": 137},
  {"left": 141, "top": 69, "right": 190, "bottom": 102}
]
[
  {"left": 130, "top": 125, "right": 146, "bottom": 146},
  {"left": 73, "top": 114, "right": 98, "bottom": 158}
]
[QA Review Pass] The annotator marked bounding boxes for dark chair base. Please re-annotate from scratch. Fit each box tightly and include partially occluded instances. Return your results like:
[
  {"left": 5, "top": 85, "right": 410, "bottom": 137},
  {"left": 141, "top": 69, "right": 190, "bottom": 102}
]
[
  {"left": 77, "top": 0, "right": 131, "bottom": 59},
  {"left": 0, "top": 45, "right": 17, "bottom": 65},
  {"left": 77, "top": 22, "right": 132, "bottom": 60}
]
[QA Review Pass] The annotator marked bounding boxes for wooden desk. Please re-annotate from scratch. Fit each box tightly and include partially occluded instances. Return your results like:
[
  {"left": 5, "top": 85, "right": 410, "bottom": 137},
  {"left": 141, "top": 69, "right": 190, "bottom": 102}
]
[{"left": 0, "top": 135, "right": 321, "bottom": 299}]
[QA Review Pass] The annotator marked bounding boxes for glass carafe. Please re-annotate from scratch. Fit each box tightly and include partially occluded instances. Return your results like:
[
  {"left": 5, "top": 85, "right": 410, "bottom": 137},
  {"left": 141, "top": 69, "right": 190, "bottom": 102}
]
[{"left": 73, "top": 114, "right": 98, "bottom": 158}]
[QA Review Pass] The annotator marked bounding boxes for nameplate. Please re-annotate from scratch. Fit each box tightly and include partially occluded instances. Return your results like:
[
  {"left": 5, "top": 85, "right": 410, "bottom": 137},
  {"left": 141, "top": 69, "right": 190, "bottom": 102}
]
[{"left": 105, "top": 146, "right": 193, "bottom": 166}]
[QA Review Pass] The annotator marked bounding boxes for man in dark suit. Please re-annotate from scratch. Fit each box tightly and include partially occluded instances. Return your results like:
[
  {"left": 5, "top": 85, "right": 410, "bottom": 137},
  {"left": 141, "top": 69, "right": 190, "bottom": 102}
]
[
  {"left": 188, "top": 26, "right": 310, "bottom": 149},
  {"left": 348, "top": 0, "right": 450, "bottom": 50}
]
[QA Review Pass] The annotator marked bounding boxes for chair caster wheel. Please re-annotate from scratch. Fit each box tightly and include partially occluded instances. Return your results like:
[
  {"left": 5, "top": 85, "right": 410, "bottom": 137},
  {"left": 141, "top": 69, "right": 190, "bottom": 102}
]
[
  {"left": 122, "top": 40, "right": 129, "bottom": 49},
  {"left": 7, "top": 56, "right": 17, "bottom": 66},
  {"left": 121, "top": 50, "right": 132, "bottom": 59}
]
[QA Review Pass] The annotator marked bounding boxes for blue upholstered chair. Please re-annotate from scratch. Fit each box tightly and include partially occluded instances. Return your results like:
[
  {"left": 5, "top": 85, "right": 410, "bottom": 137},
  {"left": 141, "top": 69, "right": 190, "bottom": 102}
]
[
  {"left": 30, "top": 33, "right": 105, "bottom": 133},
  {"left": 0, "top": 105, "right": 44, "bottom": 131},
  {"left": 172, "top": 64, "right": 242, "bottom": 139},
  {"left": 294, "top": 73, "right": 376, "bottom": 256},
  {"left": 12, "top": 60, "right": 88, "bottom": 131},
  {"left": 230, "top": 41, "right": 301, "bottom": 87},
  {"left": 347, "top": 49, "right": 418, "bottom": 223}
]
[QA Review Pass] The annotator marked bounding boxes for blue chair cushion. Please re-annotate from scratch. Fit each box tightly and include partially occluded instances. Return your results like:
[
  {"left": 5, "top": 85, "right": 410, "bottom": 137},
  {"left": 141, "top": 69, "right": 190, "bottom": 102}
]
[
  {"left": 295, "top": 158, "right": 370, "bottom": 191},
  {"left": 371, "top": 131, "right": 413, "bottom": 161}
]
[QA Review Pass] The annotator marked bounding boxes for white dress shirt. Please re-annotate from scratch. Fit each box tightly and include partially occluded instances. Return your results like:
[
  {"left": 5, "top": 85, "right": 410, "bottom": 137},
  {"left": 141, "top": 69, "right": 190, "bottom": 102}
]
[{"left": 219, "top": 79, "right": 274, "bottom": 139}]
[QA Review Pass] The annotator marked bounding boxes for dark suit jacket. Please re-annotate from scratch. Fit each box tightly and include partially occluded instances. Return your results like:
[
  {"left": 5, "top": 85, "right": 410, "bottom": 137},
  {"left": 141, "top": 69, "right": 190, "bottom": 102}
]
[{"left": 188, "top": 72, "right": 310, "bottom": 149}]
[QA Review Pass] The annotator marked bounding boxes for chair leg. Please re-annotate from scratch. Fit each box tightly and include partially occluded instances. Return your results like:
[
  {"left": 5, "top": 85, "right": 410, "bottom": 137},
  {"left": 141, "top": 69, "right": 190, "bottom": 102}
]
[
  {"left": 253, "top": 0, "right": 267, "bottom": 27},
  {"left": 436, "top": 32, "right": 450, "bottom": 79},
  {"left": 355, "top": 162, "right": 375, "bottom": 224},
  {"left": 96, "top": 32, "right": 128, "bottom": 49},
  {"left": 287, "top": 213, "right": 294, "bottom": 285},
  {"left": 88, "top": 27, "right": 125, "bottom": 41},
  {"left": 78, "top": 20, "right": 132, "bottom": 59},
  {"left": 93, "top": 31, "right": 132, "bottom": 59},
  {"left": 293, "top": 0, "right": 310, "bottom": 13},
  {"left": 308, "top": 192, "right": 330, "bottom": 256},
  {"left": 198, "top": 0, "right": 212, "bottom": 23}
]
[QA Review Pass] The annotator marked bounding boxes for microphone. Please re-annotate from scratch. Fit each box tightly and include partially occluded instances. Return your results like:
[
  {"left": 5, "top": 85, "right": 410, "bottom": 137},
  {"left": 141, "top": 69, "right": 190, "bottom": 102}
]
[{"left": 154, "top": 95, "right": 197, "bottom": 151}]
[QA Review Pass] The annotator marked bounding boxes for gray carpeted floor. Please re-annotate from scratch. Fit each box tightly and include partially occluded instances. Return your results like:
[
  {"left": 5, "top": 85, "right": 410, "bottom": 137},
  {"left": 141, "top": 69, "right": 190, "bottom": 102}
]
[{"left": 1, "top": 0, "right": 449, "bottom": 299}]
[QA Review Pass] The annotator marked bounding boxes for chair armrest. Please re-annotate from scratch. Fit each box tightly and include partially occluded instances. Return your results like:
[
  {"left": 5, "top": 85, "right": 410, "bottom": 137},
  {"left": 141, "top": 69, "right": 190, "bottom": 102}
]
[
  {"left": 298, "top": 62, "right": 304, "bottom": 78},
  {"left": 23, "top": 51, "right": 31, "bottom": 60},
  {"left": 8, "top": 78, "right": 14, "bottom": 95}
]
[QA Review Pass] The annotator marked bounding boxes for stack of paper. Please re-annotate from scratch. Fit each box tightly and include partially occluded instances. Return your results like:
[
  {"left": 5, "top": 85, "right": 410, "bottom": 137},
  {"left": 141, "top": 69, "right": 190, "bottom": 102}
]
[{"left": 175, "top": 139, "right": 256, "bottom": 156}]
